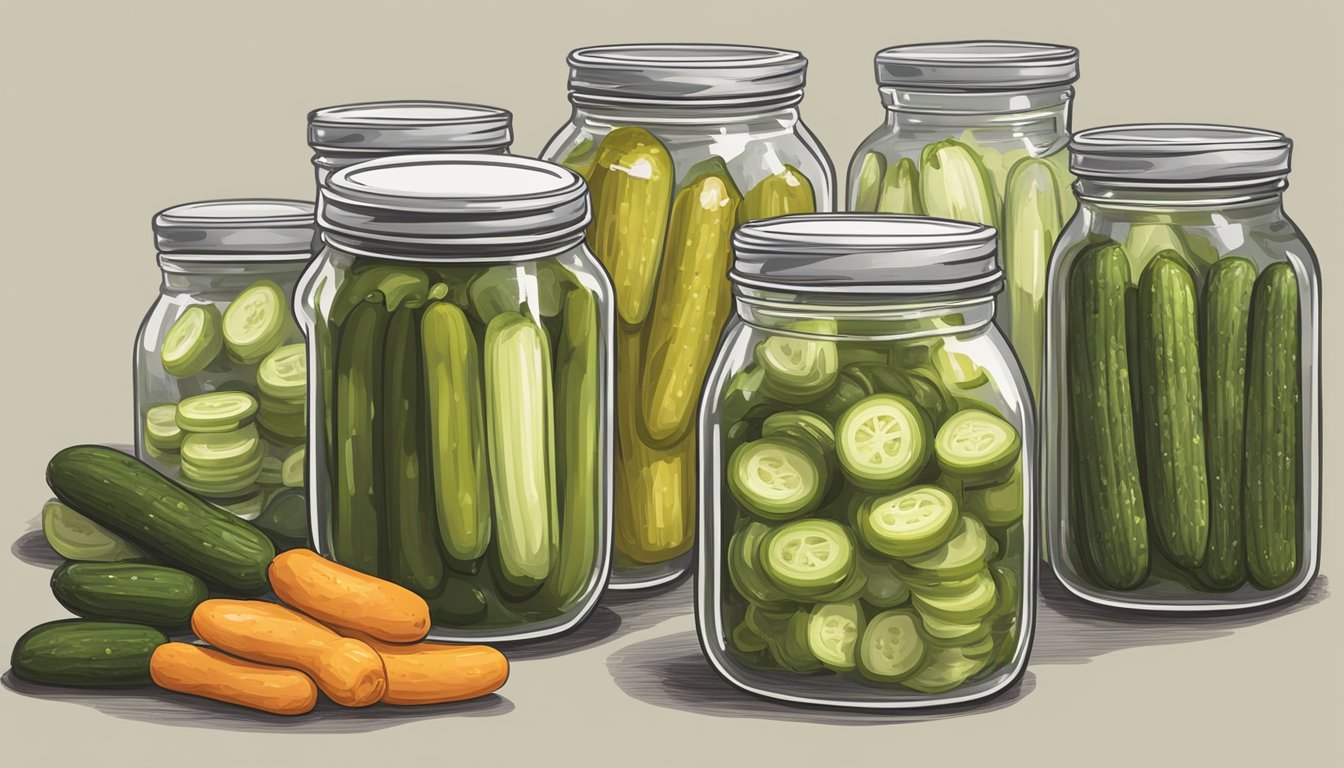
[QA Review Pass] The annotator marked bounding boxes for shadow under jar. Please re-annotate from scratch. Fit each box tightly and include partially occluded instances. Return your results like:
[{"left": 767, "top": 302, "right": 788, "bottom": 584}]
[
  {"left": 298, "top": 154, "right": 614, "bottom": 642},
  {"left": 697, "top": 214, "right": 1036, "bottom": 709},
  {"left": 134, "top": 200, "right": 314, "bottom": 521},
  {"left": 847, "top": 41, "right": 1079, "bottom": 401},
  {"left": 1044, "top": 125, "right": 1321, "bottom": 611}
]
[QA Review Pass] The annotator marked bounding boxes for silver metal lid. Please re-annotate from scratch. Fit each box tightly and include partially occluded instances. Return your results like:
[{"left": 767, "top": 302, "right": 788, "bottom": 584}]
[
  {"left": 318, "top": 154, "right": 589, "bottom": 253},
  {"left": 567, "top": 44, "right": 807, "bottom": 105},
  {"left": 876, "top": 41, "right": 1079, "bottom": 91},
  {"left": 153, "top": 199, "right": 315, "bottom": 256},
  {"left": 1070, "top": 124, "right": 1292, "bottom": 182},
  {"left": 731, "top": 214, "right": 1002, "bottom": 297},
  {"left": 307, "top": 101, "right": 513, "bottom": 156}
]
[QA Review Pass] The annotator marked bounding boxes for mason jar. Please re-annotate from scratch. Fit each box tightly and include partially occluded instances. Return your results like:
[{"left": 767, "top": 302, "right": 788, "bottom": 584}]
[
  {"left": 297, "top": 154, "right": 614, "bottom": 641},
  {"left": 848, "top": 41, "right": 1079, "bottom": 399},
  {"left": 541, "top": 43, "right": 836, "bottom": 589},
  {"left": 1043, "top": 125, "right": 1321, "bottom": 611},
  {"left": 697, "top": 214, "right": 1035, "bottom": 709},
  {"left": 308, "top": 100, "right": 512, "bottom": 187},
  {"left": 134, "top": 200, "right": 313, "bottom": 522}
]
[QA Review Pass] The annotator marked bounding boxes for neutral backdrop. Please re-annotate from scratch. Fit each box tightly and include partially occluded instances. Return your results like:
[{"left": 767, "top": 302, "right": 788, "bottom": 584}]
[{"left": 2, "top": 0, "right": 1340, "bottom": 765}]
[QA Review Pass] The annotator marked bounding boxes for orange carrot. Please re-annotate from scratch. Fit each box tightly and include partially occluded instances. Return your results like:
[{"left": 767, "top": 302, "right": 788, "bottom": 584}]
[
  {"left": 268, "top": 549, "right": 430, "bottom": 643},
  {"left": 341, "top": 630, "right": 509, "bottom": 706},
  {"left": 150, "top": 643, "right": 318, "bottom": 715}
]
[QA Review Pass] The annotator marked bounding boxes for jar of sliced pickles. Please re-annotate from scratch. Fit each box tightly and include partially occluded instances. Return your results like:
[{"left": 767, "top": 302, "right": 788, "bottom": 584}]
[
  {"left": 298, "top": 154, "right": 613, "bottom": 641},
  {"left": 541, "top": 44, "right": 835, "bottom": 589},
  {"left": 1044, "top": 125, "right": 1321, "bottom": 611},
  {"left": 134, "top": 200, "right": 313, "bottom": 522},
  {"left": 308, "top": 100, "right": 513, "bottom": 187},
  {"left": 848, "top": 41, "right": 1078, "bottom": 399},
  {"left": 697, "top": 214, "right": 1035, "bottom": 708}
]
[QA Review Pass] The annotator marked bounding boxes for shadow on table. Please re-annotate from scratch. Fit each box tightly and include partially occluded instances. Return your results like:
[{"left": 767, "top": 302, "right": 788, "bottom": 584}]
[
  {"left": 606, "top": 630, "right": 1034, "bottom": 725},
  {"left": 1033, "top": 571, "right": 1330, "bottom": 665},
  {"left": 503, "top": 576, "right": 694, "bottom": 660},
  {"left": 11, "top": 527, "right": 63, "bottom": 569},
  {"left": 2, "top": 672, "right": 512, "bottom": 733}
]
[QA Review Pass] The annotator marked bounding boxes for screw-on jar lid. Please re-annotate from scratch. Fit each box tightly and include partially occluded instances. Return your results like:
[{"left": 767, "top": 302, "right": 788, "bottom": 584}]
[
  {"left": 318, "top": 154, "right": 589, "bottom": 254},
  {"left": 567, "top": 44, "right": 807, "bottom": 105},
  {"left": 731, "top": 214, "right": 1002, "bottom": 297},
  {"left": 876, "top": 41, "right": 1079, "bottom": 90},
  {"left": 307, "top": 101, "right": 513, "bottom": 156},
  {"left": 1070, "top": 124, "right": 1292, "bottom": 182},
  {"left": 153, "top": 199, "right": 315, "bottom": 256}
]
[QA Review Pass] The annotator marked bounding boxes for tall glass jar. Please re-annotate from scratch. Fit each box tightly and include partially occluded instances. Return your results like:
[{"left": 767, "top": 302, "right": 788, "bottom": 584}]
[
  {"left": 1044, "top": 125, "right": 1321, "bottom": 611},
  {"left": 308, "top": 100, "right": 512, "bottom": 187},
  {"left": 541, "top": 43, "right": 835, "bottom": 589},
  {"left": 697, "top": 215, "right": 1035, "bottom": 708},
  {"left": 848, "top": 41, "right": 1079, "bottom": 399},
  {"left": 134, "top": 200, "right": 314, "bottom": 521},
  {"left": 298, "top": 154, "right": 614, "bottom": 641}
]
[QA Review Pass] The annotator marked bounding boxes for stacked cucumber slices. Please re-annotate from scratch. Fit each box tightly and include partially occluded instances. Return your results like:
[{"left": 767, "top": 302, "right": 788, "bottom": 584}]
[{"left": 721, "top": 331, "right": 1025, "bottom": 694}]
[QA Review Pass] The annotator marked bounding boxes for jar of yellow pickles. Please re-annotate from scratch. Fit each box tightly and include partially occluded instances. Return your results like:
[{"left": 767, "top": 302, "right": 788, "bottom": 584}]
[{"left": 541, "top": 43, "right": 836, "bottom": 588}]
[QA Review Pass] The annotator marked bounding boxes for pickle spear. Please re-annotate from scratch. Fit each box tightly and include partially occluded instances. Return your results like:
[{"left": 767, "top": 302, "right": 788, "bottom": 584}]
[
  {"left": 877, "top": 157, "right": 923, "bottom": 215},
  {"left": 586, "top": 127, "right": 674, "bottom": 327},
  {"left": 332, "top": 299, "right": 386, "bottom": 576},
  {"left": 1002, "top": 156, "right": 1064, "bottom": 398},
  {"left": 852, "top": 152, "right": 886, "bottom": 212},
  {"left": 740, "top": 164, "right": 816, "bottom": 223},
  {"left": 919, "top": 139, "right": 998, "bottom": 228},
  {"left": 560, "top": 136, "right": 597, "bottom": 180}
]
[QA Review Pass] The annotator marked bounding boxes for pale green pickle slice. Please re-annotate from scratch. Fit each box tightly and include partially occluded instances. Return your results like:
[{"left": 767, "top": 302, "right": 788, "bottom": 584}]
[
  {"left": 257, "top": 343, "right": 307, "bottom": 400},
  {"left": 161, "top": 304, "right": 223, "bottom": 377},
  {"left": 223, "top": 280, "right": 288, "bottom": 364}
]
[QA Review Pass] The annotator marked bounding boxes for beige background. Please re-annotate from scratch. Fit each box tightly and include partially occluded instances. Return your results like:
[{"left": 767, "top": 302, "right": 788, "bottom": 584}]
[{"left": 2, "top": 0, "right": 1341, "bottom": 764}]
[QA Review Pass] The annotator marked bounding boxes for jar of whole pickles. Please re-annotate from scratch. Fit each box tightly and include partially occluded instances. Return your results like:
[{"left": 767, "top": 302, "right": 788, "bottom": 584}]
[
  {"left": 134, "top": 200, "right": 313, "bottom": 522},
  {"left": 697, "top": 214, "right": 1035, "bottom": 708},
  {"left": 298, "top": 154, "right": 614, "bottom": 641},
  {"left": 308, "top": 100, "right": 512, "bottom": 187},
  {"left": 848, "top": 41, "right": 1079, "bottom": 399},
  {"left": 1044, "top": 125, "right": 1321, "bottom": 611},
  {"left": 541, "top": 43, "right": 835, "bottom": 589}
]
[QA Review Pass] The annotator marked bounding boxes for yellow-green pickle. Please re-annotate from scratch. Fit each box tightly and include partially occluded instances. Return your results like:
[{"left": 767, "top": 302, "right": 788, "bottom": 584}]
[{"left": 542, "top": 44, "right": 835, "bottom": 588}]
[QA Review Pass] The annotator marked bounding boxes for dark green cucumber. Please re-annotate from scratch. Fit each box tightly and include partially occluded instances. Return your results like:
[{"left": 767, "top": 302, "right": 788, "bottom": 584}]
[
  {"left": 1198, "top": 257, "right": 1257, "bottom": 589},
  {"left": 1136, "top": 252, "right": 1210, "bottom": 568},
  {"left": 253, "top": 488, "right": 310, "bottom": 552},
  {"left": 11, "top": 619, "right": 167, "bottom": 687},
  {"left": 332, "top": 300, "right": 386, "bottom": 576},
  {"left": 1066, "top": 245, "right": 1149, "bottom": 589},
  {"left": 1243, "top": 262, "right": 1302, "bottom": 589},
  {"left": 46, "top": 446, "right": 274, "bottom": 594},
  {"left": 51, "top": 562, "right": 207, "bottom": 628},
  {"left": 383, "top": 306, "right": 444, "bottom": 594}
]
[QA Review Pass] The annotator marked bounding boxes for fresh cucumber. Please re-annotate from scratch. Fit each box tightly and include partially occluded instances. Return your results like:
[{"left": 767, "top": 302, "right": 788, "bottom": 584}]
[
  {"left": 331, "top": 300, "right": 386, "bottom": 576},
  {"left": 51, "top": 562, "right": 207, "bottom": 628},
  {"left": 11, "top": 619, "right": 167, "bottom": 688}
]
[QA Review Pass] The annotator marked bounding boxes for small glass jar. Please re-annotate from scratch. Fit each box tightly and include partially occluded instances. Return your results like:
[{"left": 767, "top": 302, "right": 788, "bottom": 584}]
[
  {"left": 697, "top": 214, "right": 1036, "bottom": 709},
  {"left": 1044, "top": 125, "right": 1321, "bottom": 611},
  {"left": 298, "top": 154, "right": 614, "bottom": 641},
  {"left": 134, "top": 200, "right": 314, "bottom": 521},
  {"left": 308, "top": 100, "right": 512, "bottom": 188},
  {"left": 541, "top": 43, "right": 836, "bottom": 589},
  {"left": 847, "top": 41, "right": 1079, "bottom": 399}
]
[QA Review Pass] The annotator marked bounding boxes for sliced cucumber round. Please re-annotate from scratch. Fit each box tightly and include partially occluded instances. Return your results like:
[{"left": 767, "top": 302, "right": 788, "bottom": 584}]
[
  {"left": 857, "top": 551, "right": 911, "bottom": 608},
  {"left": 42, "top": 499, "right": 146, "bottom": 562},
  {"left": 858, "top": 609, "right": 926, "bottom": 683},
  {"left": 755, "top": 334, "right": 838, "bottom": 403},
  {"left": 932, "top": 347, "right": 988, "bottom": 390},
  {"left": 144, "top": 404, "right": 183, "bottom": 451},
  {"left": 901, "top": 647, "right": 987, "bottom": 694},
  {"left": 213, "top": 490, "right": 265, "bottom": 521},
  {"left": 727, "top": 522, "right": 792, "bottom": 609},
  {"left": 963, "top": 468, "right": 1023, "bottom": 527},
  {"left": 176, "top": 463, "right": 263, "bottom": 497},
  {"left": 893, "top": 566, "right": 983, "bottom": 598},
  {"left": 911, "top": 569, "right": 998, "bottom": 624},
  {"left": 253, "top": 488, "right": 310, "bottom": 551},
  {"left": 934, "top": 409, "right": 1020, "bottom": 483},
  {"left": 761, "top": 410, "right": 835, "bottom": 456},
  {"left": 807, "top": 601, "right": 863, "bottom": 671},
  {"left": 858, "top": 484, "right": 958, "bottom": 559},
  {"left": 222, "top": 280, "right": 288, "bottom": 364},
  {"left": 902, "top": 515, "right": 992, "bottom": 580},
  {"left": 774, "top": 610, "right": 824, "bottom": 673},
  {"left": 281, "top": 447, "right": 305, "bottom": 487},
  {"left": 180, "top": 423, "right": 262, "bottom": 469},
  {"left": 257, "top": 455, "right": 284, "bottom": 486},
  {"left": 836, "top": 394, "right": 931, "bottom": 490},
  {"left": 761, "top": 519, "right": 854, "bottom": 595},
  {"left": 731, "top": 619, "right": 769, "bottom": 655},
  {"left": 161, "top": 304, "right": 223, "bottom": 377},
  {"left": 814, "top": 372, "right": 867, "bottom": 420},
  {"left": 257, "top": 343, "right": 307, "bottom": 400},
  {"left": 918, "top": 611, "right": 991, "bottom": 646},
  {"left": 175, "top": 391, "right": 258, "bottom": 434},
  {"left": 727, "top": 438, "right": 825, "bottom": 520}
]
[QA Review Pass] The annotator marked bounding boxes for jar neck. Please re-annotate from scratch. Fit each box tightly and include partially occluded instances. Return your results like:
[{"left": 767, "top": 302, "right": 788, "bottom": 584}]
[
  {"left": 881, "top": 86, "right": 1072, "bottom": 143},
  {"left": 569, "top": 98, "right": 802, "bottom": 131},
  {"left": 735, "top": 287, "right": 997, "bottom": 341},
  {"left": 1074, "top": 178, "right": 1288, "bottom": 219},
  {"left": 159, "top": 255, "right": 305, "bottom": 294}
]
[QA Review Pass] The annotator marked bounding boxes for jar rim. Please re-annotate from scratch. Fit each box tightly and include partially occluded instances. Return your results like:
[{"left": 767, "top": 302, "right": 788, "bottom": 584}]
[
  {"left": 567, "top": 43, "right": 807, "bottom": 105},
  {"left": 307, "top": 100, "right": 513, "bottom": 154},
  {"left": 1070, "top": 123, "right": 1292, "bottom": 182},
  {"left": 876, "top": 40, "right": 1080, "bottom": 91},
  {"left": 153, "top": 199, "right": 315, "bottom": 255}
]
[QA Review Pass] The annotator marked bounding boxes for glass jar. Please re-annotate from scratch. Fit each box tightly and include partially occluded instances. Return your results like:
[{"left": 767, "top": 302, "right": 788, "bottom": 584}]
[
  {"left": 134, "top": 200, "right": 314, "bottom": 522},
  {"left": 308, "top": 100, "right": 512, "bottom": 187},
  {"left": 541, "top": 43, "right": 836, "bottom": 589},
  {"left": 697, "top": 214, "right": 1036, "bottom": 709},
  {"left": 298, "top": 154, "right": 614, "bottom": 641},
  {"left": 1043, "top": 125, "right": 1321, "bottom": 611},
  {"left": 847, "top": 41, "right": 1079, "bottom": 399}
]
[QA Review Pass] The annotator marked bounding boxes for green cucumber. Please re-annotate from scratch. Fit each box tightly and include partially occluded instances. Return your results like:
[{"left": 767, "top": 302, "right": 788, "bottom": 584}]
[
  {"left": 807, "top": 601, "right": 864, "bottom": 671},
  {"left": 1243, "top": 262, "right": 1301, "bottom": 589},
  {"left": 213, "top": 490, "right": 265, "bottom": 521},
  {"left": 878, "top": 156, "right": 923, "bottom": 214},
  {"left": 253, "top": 488, "right": 310, "bottom": 552},
  {"left": 1001, "top": 156, "right": 1064, "bottom": 399},
  {"left": 902, "top": 515, "right": 992, "bottom": 580},
  {"left": 257, "top": 343, "right": 307, "bottom": 401},
  {"left": 222, "top": 279, "right": 288, "bottom": 364},
  {"left": 42, "top": 499, "right": 147, "bottom": 562},
  {"left": 47, "top": 445, "right": 274, "bottom": 593},
  {"left": 919, "top": 139, "right": 998, "bottom": 228},
  {"left": 755, "top": 331, "right": 839, "bottom": 403},
  {"left": 836, "top": 394, "right": 931, "bottom": 490},
  {"left": 857, "top": 609, "right": 926, "bottom": 683},
  {"left": 144, "top": 405, "right": 183, "bottom": 451},
  {"left": 857, "top": 485, "right": 959, "bottom": 559},
  {"left": 727, "top": 438, "right": 826, "bottom": 520},
  {"left": 426, "top": 576, "right": 489, "bottom": 626},
  {"left": 760, "top": 518, "right": 854, "bottom": 596},
  {"left": 1066, "top": 244, "right": 1149, "bottom": 589},
  {"left": 11, "top": 620, "right": 168, "bottom": 688},
  {"left": 51, "top": 562, "right": 207, "bottom": 628},
  {"left": 934, "top": 409, "right": 1020, "bottom": 483},
  {"left": 175, "top": 391, "right": 258, "bottom": 434},
  {"left": 332, "top": 300, "right": 386, "bottom": 576},
  {"left": 852, "top": 151, "right": 886, "bottom": 212},
  {"left": 1136, "top": 253, "right": 1210, "bottom": 568},
  {"left": 161, "top": 304, "right": 223, "bottom": 377}
]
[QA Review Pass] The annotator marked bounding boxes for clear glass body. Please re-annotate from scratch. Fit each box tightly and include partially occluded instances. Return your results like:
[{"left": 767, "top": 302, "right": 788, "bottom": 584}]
[
  {"left": 696, "top": 290, "right": 1036, "bottom": 708},
  {"left": 134, "top": 255, "right": 308, "bottom": 520},
  {"left": 848, "top": 87, "right": 1074, "bottom": 399},
  {"left": 295, "top": 237, "right": 614, "bottom": 641},
  {"left": 1043, "top": 179, "right": 1321, "bottom": 610},
  {"left": 541, "top": 100, "right": 835, "bottom": 589}
]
